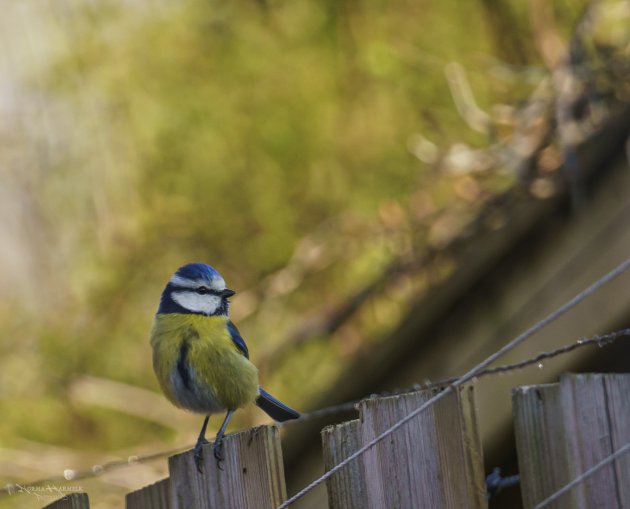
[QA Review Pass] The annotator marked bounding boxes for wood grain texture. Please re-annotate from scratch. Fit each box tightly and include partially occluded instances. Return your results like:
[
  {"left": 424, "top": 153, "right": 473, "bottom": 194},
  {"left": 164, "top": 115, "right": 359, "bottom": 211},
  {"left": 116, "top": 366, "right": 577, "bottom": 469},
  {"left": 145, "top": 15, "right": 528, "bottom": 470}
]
[
  {"left": 513, "top": 383, "right": 571, "bottom": 508},
  {"left": 322, "top": 420, "right": 366, "bottom": 509},
  {"left": 125, "top": 478, "right": 171, "bottom": 509},
  {"left": 514, "top": 374, "right": 630, "bottom": 508},
  {"left": 560, "top": 374, "right": 630, "bottom": 508},
  {"left": 168, "top": 425, "right": 286, "bottom": 509},
  {"left": 42, "top": 493, "right": 90, "bottom": 509},
  {"left": 324, "top": 386, "right": 485, "bottom": 509},
  {"left": 603, "top": 375, "right": 630, "bottom": 508}
]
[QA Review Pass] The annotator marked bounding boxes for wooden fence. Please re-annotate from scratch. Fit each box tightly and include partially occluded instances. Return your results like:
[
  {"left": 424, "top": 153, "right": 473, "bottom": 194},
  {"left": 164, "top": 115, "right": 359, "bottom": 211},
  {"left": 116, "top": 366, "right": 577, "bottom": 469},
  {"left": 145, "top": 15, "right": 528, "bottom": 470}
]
[{"left": 41, "top": 373, "right": 630, "bottom": 509}]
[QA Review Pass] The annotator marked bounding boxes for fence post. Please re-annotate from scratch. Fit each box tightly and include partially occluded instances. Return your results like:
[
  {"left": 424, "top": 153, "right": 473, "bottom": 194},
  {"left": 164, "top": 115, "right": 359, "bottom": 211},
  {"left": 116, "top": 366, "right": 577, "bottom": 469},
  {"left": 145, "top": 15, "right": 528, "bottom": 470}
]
[
  {"left": 513, "top": 383, "right": 571, "bottom": 508},
  {"left": 168, "top": 424, "right": 287, "bottom": 509},
  {"left": 322, "top": 420, "right": 366, "bottom": 509},
  {"left": 513, "top": 373, "right": 630, "bottom": 508},
  {"left": 125, "top": 478, "right": 171, "bottom": 509},
  {"left": 42, "top": 493, "right": 90, "bottom": 509},
  {"left": 322, "top": 386, "right": 486, "bottom": 509}
]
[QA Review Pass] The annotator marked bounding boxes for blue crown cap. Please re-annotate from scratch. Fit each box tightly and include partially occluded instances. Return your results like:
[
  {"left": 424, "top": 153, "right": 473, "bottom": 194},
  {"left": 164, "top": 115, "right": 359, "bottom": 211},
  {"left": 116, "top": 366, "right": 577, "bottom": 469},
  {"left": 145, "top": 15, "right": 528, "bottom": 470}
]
[
  {"left": 158, "top": 263, "right": 225, "bottom": 315},
  {"left": 175, "top": 262, "right": 223, "bottom": 282}
]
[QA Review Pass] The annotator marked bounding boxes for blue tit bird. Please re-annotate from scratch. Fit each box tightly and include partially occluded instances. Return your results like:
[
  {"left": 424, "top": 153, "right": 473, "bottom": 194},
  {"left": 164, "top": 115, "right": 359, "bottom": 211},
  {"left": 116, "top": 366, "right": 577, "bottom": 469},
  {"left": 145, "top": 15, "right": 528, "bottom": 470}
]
[{"left": 150, "top": 263, "right": 299, "bottom": 472}]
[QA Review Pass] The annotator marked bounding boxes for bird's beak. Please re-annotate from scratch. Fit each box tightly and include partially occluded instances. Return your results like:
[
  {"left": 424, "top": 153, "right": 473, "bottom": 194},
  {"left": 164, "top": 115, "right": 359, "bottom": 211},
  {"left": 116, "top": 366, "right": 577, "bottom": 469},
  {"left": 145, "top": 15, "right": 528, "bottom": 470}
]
[{"left": 221, "top": 289, "right": 236, "bottom": 298}]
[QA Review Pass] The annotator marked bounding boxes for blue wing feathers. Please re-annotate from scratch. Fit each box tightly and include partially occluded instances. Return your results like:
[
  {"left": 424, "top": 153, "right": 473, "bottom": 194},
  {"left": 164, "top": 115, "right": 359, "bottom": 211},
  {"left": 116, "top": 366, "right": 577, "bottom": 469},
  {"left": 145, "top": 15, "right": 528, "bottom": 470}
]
[
  {"left": 227, "top": 320, "right": 249, "bottom": 358},
  {"left": 226, "top": 321, "right": 299, "bottom": 421}
]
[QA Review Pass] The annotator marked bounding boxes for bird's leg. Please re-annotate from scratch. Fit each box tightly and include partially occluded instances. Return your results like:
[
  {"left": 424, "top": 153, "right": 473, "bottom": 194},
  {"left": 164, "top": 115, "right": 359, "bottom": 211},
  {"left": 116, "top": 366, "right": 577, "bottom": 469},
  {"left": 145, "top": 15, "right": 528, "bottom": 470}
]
[
  {"left": 213, "top": 409, "right": 235, "bottom": 470},
  {"left": 193, "top": 415, "right": 210, "bottom": 473}
]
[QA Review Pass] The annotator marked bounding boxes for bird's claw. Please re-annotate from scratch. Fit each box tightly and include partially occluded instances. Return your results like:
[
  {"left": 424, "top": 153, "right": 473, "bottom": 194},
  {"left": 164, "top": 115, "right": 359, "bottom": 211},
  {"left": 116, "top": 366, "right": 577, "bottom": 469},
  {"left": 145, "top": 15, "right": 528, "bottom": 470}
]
[
  {"left": 193, "top": 437, "right": 224, "bottom": 472},
  {"left": 193, "top": 438, "right": 209, "bottom": 474},
  {"left": 213, "top": 439, "right": 224, "bottom": 471}
]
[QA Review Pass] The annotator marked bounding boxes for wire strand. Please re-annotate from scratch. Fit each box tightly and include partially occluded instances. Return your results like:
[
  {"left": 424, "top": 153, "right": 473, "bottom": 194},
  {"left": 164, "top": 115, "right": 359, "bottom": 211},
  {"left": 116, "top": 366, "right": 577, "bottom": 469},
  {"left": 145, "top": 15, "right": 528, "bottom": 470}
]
[
  {"left": 3, "top": 328, "right": 629, "bottom": 498},
  {"left": 3, "top": 328, "right": 628, "bottom": 499},
  {"left": 2, "top": 258, "right": 629, "bottom": 502},
  {"left": 276, "top": 256, "right": 630, "bottom": 508},
  {"left": 282, "top": 328, "right": 630, "bottom": 424},
  {"left": 534, "top": 441, "right": 630, "bottom": 508}
]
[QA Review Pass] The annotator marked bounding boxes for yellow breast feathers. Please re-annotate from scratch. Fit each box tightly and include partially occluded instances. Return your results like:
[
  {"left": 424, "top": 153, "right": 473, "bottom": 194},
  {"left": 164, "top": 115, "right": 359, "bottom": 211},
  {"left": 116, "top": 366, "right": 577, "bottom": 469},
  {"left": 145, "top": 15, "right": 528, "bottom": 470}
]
[{"left": 150, "top": 314, "right": 259, "bottom": 413}]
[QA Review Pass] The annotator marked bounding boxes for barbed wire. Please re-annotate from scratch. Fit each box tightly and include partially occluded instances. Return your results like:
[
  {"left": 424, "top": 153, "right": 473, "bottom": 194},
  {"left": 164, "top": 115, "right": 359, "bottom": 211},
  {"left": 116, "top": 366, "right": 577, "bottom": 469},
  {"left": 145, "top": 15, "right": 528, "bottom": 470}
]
[
  {"left": 534, "top": 440, "right": 630, "bottom": 508},
  {"left": 281, "top": 327, "right": 630, "bottom": 424},
  {"left": 3, "top": 327, "right": 628, "bottom": 499},
  {"left": 276, "top": 256, "right": 630, "bottom": 508},
  {"left": 2, "top": 257, "right": 629, "bottom": 502}
]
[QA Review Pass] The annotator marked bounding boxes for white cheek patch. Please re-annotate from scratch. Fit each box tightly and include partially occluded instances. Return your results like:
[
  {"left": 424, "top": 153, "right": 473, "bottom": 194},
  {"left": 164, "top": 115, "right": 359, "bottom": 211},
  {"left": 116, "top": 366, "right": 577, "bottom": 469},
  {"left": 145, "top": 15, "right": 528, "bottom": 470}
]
[{"left": 172, "top": 291, "right": 221, "bottom": 315}]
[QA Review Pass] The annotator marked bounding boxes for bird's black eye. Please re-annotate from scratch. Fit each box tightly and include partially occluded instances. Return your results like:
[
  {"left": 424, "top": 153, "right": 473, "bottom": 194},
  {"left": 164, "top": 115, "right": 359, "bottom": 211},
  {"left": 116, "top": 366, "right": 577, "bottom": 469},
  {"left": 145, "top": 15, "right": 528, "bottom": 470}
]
[{"left": 196, "top": 286, "right": 210, "bottom": 295}]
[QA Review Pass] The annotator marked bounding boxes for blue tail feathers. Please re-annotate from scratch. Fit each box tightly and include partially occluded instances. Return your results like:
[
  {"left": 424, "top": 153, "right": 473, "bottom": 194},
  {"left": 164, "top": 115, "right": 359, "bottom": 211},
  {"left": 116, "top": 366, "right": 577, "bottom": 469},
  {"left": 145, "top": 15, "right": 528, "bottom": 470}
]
[{"left": 256, "top": 388, "right": 300, "bottom": 422}]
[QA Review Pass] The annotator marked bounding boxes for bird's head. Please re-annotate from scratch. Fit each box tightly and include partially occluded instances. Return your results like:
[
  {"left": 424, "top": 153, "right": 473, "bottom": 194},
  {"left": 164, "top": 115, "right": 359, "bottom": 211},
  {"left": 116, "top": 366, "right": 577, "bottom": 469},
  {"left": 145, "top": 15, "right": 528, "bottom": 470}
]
[{"left": 157, "top": 263, "right": 235, "bottom": 316}]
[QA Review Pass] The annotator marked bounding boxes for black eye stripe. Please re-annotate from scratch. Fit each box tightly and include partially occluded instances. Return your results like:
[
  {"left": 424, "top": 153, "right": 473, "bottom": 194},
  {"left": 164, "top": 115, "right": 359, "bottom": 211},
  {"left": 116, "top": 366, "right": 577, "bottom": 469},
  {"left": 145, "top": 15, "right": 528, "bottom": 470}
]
[
  {"left": 195, "top": 286, "right": 221, "bottom": 295},
  {"left": 168, "top": 282, "right": 222, "bottom": 295}
]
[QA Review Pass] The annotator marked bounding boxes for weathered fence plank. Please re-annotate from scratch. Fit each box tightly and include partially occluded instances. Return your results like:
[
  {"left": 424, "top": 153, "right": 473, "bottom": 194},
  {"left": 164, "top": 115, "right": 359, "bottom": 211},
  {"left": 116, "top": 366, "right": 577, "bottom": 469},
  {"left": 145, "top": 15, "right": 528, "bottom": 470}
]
[
  {"left": 42, "top": 493, "right": 90, "bottom": 509},
  {"left": 322, "top": 419, "right": 366, "bottom": 509},
  {"left": 125, "top": 478, "right": 171, "bottom": 509},
  {"left": 602, "top": 375, "right": 630, "bottom": 508},
  {"left": 513, "top": 373, "right": 630, "bottom": 508},
  {"left": 513, "top": 383, "right": 571, "bottom": 508},
  {"left": 168, "top": 425, "right": 286, "bottom": 509},
  {"left": 322, "top": 386, "right": 486, "bottom": 509}
]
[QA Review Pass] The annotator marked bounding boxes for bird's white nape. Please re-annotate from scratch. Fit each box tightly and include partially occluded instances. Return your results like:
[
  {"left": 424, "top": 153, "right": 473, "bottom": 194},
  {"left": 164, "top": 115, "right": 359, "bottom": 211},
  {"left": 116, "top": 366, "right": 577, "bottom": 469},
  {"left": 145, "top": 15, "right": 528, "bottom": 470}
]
[{"left": 171, "top": 291, "right": 223, "bottom": 315}]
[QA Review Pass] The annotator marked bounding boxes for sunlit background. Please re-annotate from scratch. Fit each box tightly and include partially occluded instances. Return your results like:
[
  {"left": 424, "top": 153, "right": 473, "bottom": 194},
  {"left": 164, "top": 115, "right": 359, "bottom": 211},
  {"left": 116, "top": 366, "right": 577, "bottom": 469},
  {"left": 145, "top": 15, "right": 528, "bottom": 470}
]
[{"left": 0, "top": 0, "right": 628, "bottom": 508}]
